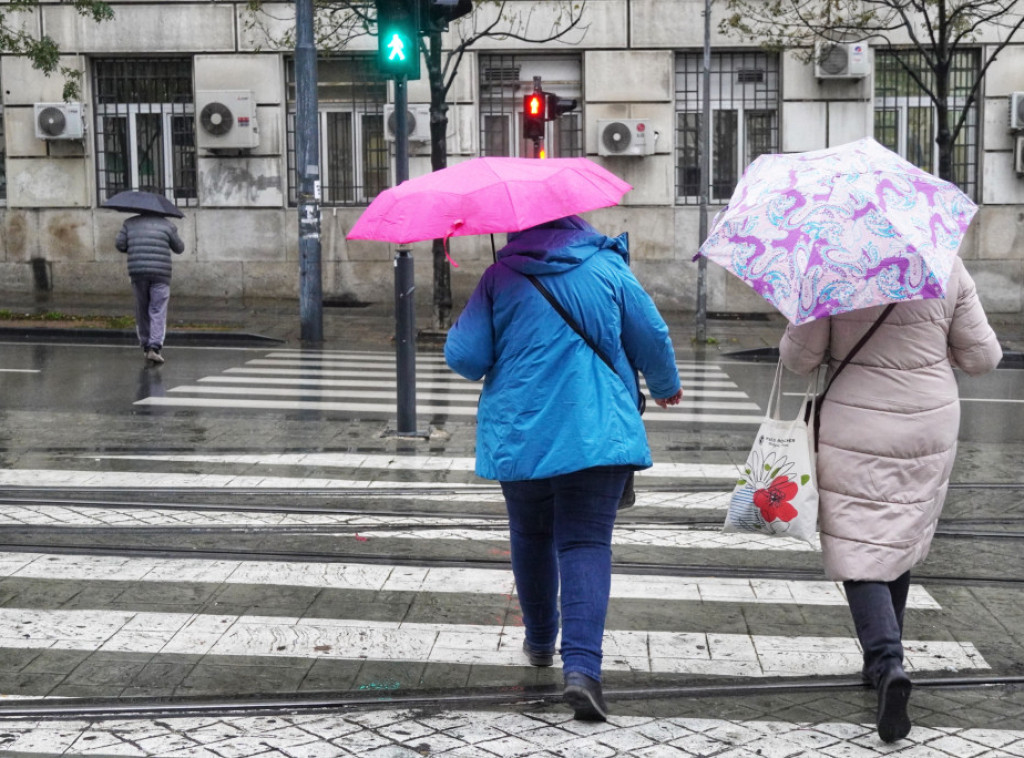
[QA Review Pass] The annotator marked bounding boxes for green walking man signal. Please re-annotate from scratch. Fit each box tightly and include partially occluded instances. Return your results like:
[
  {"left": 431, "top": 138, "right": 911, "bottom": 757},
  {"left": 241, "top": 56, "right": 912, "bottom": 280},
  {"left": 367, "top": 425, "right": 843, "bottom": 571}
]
[{"left": 375, "top": 0, "right": 421, "bottom": 80}]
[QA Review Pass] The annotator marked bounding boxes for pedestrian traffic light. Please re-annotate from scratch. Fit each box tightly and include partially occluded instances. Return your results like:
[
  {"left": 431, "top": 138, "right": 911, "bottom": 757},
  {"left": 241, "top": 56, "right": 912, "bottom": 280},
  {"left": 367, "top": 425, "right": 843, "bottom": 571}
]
[
  {"left": 420, "top": 0, "right": 473, "bottom": 33},
  {"left": 523, "top": 92, "right": 546, "bottom": 139},
  {"left": 546, "top": 92, "right": 577, "bottom": 121},
  {"left": 376, "top": 0, "right": 421, "bottom": 80}
]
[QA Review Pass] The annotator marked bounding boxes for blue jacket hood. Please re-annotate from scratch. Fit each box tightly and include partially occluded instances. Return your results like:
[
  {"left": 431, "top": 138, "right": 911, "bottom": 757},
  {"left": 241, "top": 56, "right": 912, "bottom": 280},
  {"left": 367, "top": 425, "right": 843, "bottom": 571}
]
[{"left": 497, "top": 215, "right": 629, "bottom": 276}]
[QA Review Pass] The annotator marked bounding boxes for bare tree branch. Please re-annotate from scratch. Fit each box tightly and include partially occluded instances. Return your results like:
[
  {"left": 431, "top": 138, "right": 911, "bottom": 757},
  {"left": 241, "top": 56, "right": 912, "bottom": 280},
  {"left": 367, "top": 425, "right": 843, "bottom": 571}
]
[{"left": 719, "top": 0, "right": 1024, "bottom": 182}]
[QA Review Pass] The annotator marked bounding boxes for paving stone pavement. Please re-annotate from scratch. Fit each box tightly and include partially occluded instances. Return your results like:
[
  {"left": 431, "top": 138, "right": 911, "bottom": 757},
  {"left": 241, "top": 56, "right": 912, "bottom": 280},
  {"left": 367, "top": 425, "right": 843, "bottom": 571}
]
[{"left": 2, "top": 687, "right": 1024, "bottom": 756}]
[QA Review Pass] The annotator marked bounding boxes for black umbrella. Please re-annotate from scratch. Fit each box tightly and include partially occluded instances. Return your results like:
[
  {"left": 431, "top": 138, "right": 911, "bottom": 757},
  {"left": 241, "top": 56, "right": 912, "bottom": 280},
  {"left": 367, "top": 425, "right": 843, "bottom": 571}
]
[{"left": 103, "top": 190, "right": 184, "bottom": 218}]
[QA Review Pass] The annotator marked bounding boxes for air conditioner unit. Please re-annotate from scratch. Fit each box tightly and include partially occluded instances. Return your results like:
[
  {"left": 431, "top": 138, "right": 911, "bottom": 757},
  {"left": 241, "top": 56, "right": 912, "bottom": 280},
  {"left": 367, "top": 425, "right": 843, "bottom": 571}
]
[
  {"left": 814, "top": 41, "right": 870, "bottom": 79},
  {"left": 597, "top": 119, "right": 656, "bottom": 157},
  {"left": 384, "top": 104, "right": 432, "bottom": 142},
  {"left": 34, "top": 102, "right": 85, "bottom": 140},
  {"left": 1015, "top": 135, "right": 1024, "bottom": 176},
  {"left": 195, "top": 90, "right": 259, "bottom": 151},
  {"left": 1009, "top": 92, "right": 1024, "bottom": 132}
]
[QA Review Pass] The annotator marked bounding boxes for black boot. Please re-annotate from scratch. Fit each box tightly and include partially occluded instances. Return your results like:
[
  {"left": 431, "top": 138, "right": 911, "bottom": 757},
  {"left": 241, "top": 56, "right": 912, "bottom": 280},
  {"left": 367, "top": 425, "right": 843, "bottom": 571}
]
[
  {"left": 522, "top": 639, "right": 555, "bottom": 667},
  {"left": 563, "top": 671, "right": 608, "bottom": 722},
  {"left": 876, "top": 662, "right": 912, "bottom": 742}
]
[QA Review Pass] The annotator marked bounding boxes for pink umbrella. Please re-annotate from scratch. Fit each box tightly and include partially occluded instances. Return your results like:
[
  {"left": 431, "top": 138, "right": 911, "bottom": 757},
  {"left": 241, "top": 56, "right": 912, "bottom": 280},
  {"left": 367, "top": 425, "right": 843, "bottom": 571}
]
[
  {"left": 347, "top": 157, "right": 631, "bottom": 248},
  {"left": 695, "top": 138, "right": 977, "bottom": 325}
]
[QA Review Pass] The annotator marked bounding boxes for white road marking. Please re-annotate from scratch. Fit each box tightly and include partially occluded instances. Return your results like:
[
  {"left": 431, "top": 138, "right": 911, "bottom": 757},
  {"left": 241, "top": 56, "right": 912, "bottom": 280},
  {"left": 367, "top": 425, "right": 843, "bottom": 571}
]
[
  {"left": 164, "top": 384, "right": 762, "bottom": 410},
  {"left": 197, "top": 375, "right": 753, "bottom": 398},
  {"left": 0, "top": 551, "right": 940, "bottom": 608},
  {"left": 0, "top": 500, "right": 812, "bottom": 550},
  {"left": 84, "top": 452, "right": 738, "bottom": 477},
  {"left": 0, "top": 608, "right": 984, "bottom": 676},
  {"left": 133, "top": 395, "right": 767, "bottom": 423},
  {"left": 0, "top": 369, "right": 40, "bottom": 373}
]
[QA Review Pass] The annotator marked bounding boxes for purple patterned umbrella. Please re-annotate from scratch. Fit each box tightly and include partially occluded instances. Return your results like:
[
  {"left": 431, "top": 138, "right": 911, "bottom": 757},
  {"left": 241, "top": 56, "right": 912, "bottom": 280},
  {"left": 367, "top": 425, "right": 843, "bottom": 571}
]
[{"left": 694, "top": 137, "right": 977, "bottom": 325}]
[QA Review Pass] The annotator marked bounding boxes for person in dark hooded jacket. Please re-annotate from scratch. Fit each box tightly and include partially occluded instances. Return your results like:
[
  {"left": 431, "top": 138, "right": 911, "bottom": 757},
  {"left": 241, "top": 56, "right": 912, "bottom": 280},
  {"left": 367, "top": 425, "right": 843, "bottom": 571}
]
[
  {"left": 445, "top": 215, "right": 682, "bottom": 721},
  {"left": 116, "top": 212, "right": 185, "bottom": 364}
]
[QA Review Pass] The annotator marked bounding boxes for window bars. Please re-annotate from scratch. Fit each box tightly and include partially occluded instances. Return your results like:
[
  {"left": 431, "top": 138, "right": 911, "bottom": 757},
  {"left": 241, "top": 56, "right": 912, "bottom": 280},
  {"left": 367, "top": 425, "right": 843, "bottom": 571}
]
[
  {"left": 93, "top": 58, "right": 196, "bottom": 206},
  {"left": 873, "top": 48, "right": 979, "bottom": 200},
  {"left": 286, "top": 55, "right": 388, "bottom": 207},
  {"left": 675, "top": 51, "right": 780, "bottom": 205}
]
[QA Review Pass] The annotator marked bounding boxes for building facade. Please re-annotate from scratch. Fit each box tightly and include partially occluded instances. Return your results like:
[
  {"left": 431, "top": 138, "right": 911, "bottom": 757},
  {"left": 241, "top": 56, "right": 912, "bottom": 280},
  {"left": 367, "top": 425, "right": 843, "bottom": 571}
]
[{"left": 1, "top": 0, "right": 1023, "bottom": 314}]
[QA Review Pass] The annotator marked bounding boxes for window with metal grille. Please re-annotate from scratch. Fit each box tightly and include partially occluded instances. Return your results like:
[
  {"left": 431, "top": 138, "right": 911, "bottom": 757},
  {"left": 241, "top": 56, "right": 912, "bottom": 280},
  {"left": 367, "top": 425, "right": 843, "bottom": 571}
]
[
  {"left": 479, "top": 54, "right": 582, "bottom": 158},
  {"left": 286, "top": 55, "right": 388, "bottom": 207},
  {"left": 675, "top": 52, "right": 780, "bottom": 204},
  {"left": 93, "top": 58, "right": 196, "bottom": 206},
  {"left": 873, "top": 49, "right": 979, "bottom": 199}
]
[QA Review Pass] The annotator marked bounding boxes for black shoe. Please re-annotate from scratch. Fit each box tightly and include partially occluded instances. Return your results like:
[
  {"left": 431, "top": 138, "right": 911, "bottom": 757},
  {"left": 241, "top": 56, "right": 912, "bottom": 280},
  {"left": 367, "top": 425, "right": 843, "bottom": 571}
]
[
  {"left": 522, "top": 639, "right": 555, "bottom": 667},
  {"left": 876, "top": 664, "right": 912, "bottom": 743},
  {"left": 563, "top": 671, "right": 608, "bottom": 722}
]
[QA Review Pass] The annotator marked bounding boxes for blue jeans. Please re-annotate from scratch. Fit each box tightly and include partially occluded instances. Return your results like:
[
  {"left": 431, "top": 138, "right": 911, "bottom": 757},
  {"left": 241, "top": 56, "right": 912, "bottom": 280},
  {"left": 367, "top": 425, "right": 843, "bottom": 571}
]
[
  {"left": 844, "top": 571, "right": 911, "bottom": 686},
  {"left": 500, "top": 465, "right": 630, "bottom": 681}
]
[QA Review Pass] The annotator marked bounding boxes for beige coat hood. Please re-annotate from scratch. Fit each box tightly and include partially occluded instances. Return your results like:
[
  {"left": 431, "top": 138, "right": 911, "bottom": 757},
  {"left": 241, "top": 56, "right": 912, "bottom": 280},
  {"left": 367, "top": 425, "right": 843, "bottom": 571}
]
[{"left": 779, "top": 258, "right": 1001, "bottom": 581}]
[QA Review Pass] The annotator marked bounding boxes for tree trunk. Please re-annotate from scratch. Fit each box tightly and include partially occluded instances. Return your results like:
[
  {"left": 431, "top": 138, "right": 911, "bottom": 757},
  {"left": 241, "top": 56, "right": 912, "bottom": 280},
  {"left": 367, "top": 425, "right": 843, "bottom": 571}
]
[
  {"left": 427, "top": 30, "right": 452, "bottom": 331},
  {"left": 934, "top": 58, "right": 954, "bottom": 183}
]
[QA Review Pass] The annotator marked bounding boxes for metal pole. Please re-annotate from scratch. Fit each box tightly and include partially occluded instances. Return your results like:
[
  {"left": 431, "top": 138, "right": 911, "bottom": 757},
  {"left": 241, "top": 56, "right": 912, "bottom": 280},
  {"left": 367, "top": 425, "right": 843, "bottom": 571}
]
[
  {"left": 393, "top": 76, "right": 418, "bottom": 434},
  {"left": 295, "top": 0, "right": 323, "bottom": 343},
  {"left": 695, "top": 0, "right": 711, "bottom": 343},
  {"left": 532, "top": 75, "right": 544, "bottom": 158}
]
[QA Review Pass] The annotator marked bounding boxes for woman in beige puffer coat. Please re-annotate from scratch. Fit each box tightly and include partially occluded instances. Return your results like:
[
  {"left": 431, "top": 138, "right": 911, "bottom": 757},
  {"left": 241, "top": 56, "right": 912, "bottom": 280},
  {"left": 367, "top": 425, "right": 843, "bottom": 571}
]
[{"left": 779, "top": 256, "right": 1001, "bottom": 743}]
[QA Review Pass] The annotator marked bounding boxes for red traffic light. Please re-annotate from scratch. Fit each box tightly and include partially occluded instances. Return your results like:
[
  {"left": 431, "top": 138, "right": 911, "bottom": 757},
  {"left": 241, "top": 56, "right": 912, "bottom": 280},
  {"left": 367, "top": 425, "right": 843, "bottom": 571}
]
[{"left": 523, "top": 93, "right": 545, "bottom": 139}]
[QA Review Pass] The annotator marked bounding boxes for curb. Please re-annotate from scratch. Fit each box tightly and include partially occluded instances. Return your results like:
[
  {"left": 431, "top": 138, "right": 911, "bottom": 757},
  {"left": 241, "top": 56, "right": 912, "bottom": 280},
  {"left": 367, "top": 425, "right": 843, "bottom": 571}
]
[{"left": 0, "top": 327, "right": 283, "bottom": 347}]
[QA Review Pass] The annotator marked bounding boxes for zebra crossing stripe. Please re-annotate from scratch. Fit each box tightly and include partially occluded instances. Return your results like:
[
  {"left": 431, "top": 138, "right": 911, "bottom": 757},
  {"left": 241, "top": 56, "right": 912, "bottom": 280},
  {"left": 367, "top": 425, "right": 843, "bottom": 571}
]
[
  {"left": 196, "top": 376, "right": 753, "bottom": 399},
  {"left": 134, "top": 395, "right": 766, "bottom": 423},
  {"left": 0, "top": 608, "right": 986, "bottom": 677},
  {"left": 85, "top": 452, "right": 734, "bottom": 476},
  {"left": 0, "top": 498, "right": 809, "bottom": 550},
  {"left": 164, "top": 384, "right": 762, "bottom": 411},
  {"left": 0, "top": 552, "right": 940, "bottom": 608},
  {"left": 241, "top": 364, "right": 736, "bottom": 384}
]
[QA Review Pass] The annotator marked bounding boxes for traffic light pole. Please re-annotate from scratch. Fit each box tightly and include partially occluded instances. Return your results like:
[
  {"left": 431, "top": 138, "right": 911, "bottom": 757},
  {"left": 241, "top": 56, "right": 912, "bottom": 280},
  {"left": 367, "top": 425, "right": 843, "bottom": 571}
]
[
  {"left": 393, "top": 75, "right": 420, "bottom": 436},
  {"left": 295, "top": 0, "right": 323, "bottom": 343},
  {"left": 695, "top": 0, "right": 711, "bottom": 344}
]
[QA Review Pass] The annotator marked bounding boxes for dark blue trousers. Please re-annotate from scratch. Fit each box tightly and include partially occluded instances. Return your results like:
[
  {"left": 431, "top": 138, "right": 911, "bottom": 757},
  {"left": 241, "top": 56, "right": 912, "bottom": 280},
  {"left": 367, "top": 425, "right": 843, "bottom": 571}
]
[
  {"left": 843, "top": 571, "right": 911, "bottom": 686},
  {"left": 500, "top": 465, "right": 630, "bottom": 681}
]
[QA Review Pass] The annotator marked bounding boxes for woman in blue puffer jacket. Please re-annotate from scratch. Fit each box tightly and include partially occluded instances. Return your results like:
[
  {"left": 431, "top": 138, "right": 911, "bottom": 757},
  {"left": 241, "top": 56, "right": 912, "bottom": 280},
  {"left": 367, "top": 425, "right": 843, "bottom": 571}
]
[{"left": 445, "top": 215, "right": 682, "bottom": 721}]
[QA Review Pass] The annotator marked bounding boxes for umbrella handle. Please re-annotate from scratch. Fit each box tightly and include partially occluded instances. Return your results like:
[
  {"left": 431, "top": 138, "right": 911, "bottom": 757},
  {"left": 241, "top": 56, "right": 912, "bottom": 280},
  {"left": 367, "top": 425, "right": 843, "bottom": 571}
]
[{"left": 443, "top": 220, "right": 463, "bottom": 268}]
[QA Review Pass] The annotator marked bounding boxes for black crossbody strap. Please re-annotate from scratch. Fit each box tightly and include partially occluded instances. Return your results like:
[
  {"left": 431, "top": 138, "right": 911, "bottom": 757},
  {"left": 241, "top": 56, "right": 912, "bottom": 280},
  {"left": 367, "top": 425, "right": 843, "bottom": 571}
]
[
  {"left": 524, "top": 273, "right": 645, "bottom": 413},
  {"left": 525, "top": 273, "right": 616, "bottom": 372},
  {"left": 820, "top": 303, "right": 896, "bottom": 403},
  {"left": 812, "top": 303, "right": 896, "bottom": 451}
]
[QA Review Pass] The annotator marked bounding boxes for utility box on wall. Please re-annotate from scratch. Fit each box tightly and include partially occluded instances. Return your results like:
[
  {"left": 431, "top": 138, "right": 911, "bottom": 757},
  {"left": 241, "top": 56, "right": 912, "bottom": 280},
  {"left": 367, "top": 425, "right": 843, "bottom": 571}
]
[
  {"left": 814, "top": 42, "right": 870, "bottom": 79},
  {"left": 195, "top": 90, "right": 259, "bottom": 151},
  {"left": 597, "top": 119, "right": 656, "bottom": 156},
  {"left": 34, "top": 103, "right": 86, "bottom": 140},
  {"left": 384, "top": 104, "right": 432, "bottom": 142},
  {"left": 1010, "top": 92, "right": 1024, "bottom": 132}
]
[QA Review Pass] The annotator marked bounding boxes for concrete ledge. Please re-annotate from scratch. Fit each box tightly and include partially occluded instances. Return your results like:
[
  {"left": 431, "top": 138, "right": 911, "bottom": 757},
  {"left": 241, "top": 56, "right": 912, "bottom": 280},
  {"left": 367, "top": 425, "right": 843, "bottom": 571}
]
[{"left": 0, "top": 327, "right": 283, "bottom": 347}]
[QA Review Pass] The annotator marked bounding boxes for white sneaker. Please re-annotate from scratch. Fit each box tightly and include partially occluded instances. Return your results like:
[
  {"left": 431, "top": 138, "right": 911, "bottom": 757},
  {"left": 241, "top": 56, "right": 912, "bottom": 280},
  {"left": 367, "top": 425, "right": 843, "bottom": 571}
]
[{"left": 146, "top": 349, "right": 165, "bottom": 364}]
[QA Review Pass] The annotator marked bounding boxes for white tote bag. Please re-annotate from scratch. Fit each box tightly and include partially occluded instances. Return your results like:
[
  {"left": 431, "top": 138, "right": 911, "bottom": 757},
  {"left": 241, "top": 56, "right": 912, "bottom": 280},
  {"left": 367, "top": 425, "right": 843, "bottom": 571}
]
[{"left": 724, "top": 361, "right": 819, "bottom": 545}]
